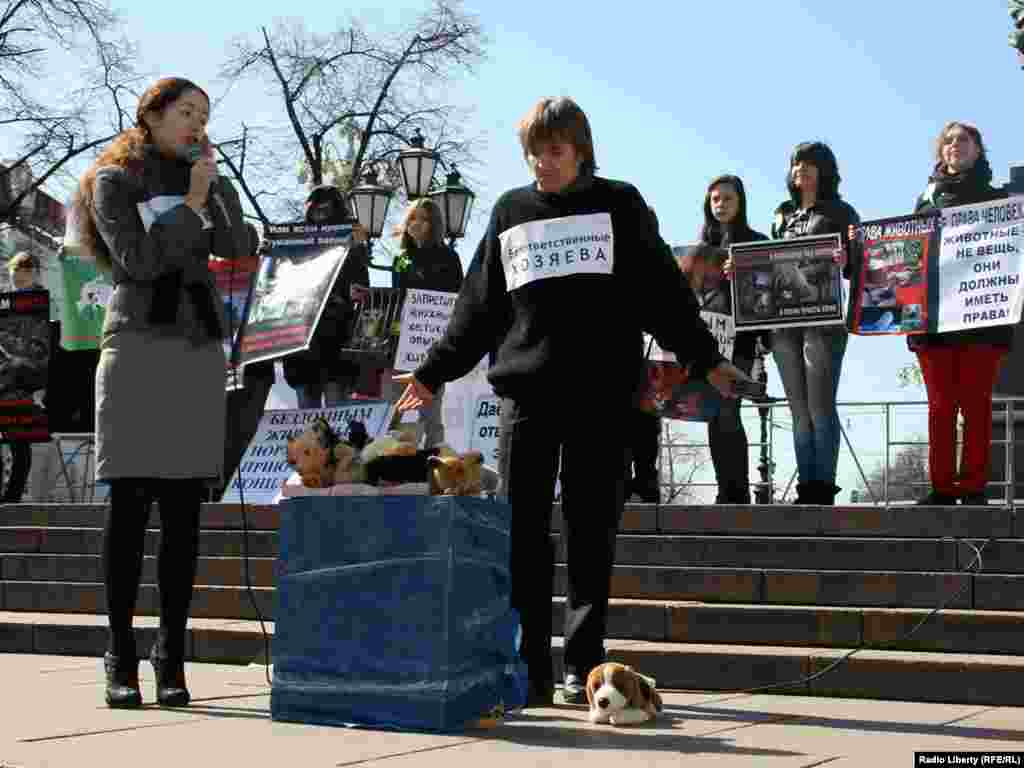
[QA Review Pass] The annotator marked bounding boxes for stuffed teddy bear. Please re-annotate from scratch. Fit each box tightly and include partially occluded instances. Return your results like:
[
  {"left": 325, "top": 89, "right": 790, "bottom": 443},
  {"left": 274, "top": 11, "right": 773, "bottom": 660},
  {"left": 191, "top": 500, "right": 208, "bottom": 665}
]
[{"left": 584, "top": 662, "right": 662, "bottom": 726}]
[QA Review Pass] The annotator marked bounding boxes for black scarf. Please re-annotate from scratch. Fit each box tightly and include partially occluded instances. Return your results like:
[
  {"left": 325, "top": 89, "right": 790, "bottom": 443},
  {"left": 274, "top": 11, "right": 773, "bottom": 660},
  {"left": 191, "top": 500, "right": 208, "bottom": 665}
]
[
  {"left": 925, "top": 163, "right": 993, "bottom": 207},
  {"left": 142, "top": 148, "right": 222, "bottom": 338}
]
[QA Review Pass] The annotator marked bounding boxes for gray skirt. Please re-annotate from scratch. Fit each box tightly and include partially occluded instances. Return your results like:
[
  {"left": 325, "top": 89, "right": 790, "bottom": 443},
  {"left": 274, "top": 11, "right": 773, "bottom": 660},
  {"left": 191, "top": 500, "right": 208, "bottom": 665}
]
[{"left": 95, "top": 331, "right": 226, "bottom": 483}]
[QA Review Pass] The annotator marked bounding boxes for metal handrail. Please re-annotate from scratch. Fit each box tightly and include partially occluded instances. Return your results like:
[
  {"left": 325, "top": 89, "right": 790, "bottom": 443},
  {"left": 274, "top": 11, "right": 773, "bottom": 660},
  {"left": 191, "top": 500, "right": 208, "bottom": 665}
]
[{"left": 658, "top": 395, "right": 1024, "bottom": 507}]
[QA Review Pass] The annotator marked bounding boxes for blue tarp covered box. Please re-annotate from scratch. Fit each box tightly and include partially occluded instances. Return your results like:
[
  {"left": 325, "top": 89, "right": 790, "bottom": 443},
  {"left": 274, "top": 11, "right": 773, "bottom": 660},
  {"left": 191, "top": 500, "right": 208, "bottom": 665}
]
[{"left": 270, "top": 495, "right": 527, "bottom": 732}]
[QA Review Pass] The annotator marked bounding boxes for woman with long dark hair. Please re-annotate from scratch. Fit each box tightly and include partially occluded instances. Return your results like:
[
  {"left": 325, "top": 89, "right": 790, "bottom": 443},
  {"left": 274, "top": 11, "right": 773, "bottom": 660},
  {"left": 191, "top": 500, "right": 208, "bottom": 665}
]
[
  {"left": 768, "top": 142, "right": 859, "bottom": 505},
  {"left": 696, "top": 175, "right": 769, "bottom": 503},
  {"left": 71, "top": 77, "right": 249, "bottom": 708},
  {"left": 911, "top": 122, "right": 1008, "bottom": 506}
]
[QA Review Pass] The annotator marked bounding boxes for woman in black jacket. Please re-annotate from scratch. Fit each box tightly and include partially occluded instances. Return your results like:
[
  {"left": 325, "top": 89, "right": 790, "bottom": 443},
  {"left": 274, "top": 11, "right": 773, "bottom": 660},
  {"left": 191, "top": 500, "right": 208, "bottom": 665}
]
[
  {"left": 697, "top": 174, "right": 769, "bottom": 504},
  {"left": 911, "top": 122, "right": 1009, "bottom": 506},
  {"left": 282, "top": 185, "right": 370, "bottom": 408},
  {"left": 386, "top": 197, "right": 463, "bottom": 448},
  {"left": 769, "top": 142, "right": 859, "bottom": 505}
]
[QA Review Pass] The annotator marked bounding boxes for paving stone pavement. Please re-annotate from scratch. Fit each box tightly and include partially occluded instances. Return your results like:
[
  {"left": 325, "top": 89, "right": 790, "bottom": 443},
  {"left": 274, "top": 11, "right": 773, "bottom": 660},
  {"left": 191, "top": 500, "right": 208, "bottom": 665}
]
[{"left": 2, "top": 654, "right": 1024, "bottom": 767}]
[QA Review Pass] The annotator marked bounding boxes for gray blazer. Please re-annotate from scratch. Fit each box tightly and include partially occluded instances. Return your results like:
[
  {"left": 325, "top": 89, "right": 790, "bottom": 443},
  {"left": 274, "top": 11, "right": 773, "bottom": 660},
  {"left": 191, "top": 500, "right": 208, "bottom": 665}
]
[{"left": 92, "top": 148, "right": 249, "bottom": 346}]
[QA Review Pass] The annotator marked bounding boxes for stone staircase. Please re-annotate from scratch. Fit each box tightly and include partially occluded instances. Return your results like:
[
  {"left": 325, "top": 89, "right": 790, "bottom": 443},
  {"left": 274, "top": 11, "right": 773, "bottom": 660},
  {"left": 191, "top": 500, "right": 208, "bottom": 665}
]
[{"left": 2, "top": 500, "right": 1024, "bottom": 705}]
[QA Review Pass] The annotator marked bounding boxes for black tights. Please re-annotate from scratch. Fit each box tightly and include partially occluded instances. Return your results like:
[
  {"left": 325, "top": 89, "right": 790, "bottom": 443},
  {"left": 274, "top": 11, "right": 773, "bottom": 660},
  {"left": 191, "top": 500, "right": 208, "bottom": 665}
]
[{"left": 103, "top": 478, "right": 202, "bottom": 661}]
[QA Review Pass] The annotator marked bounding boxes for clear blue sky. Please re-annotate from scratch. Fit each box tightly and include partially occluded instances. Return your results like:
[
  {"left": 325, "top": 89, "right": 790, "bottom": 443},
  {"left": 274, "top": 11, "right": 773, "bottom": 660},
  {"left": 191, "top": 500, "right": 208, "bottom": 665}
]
[{"left": 44, "top": 1, "right": 1024, "bottom": 497}]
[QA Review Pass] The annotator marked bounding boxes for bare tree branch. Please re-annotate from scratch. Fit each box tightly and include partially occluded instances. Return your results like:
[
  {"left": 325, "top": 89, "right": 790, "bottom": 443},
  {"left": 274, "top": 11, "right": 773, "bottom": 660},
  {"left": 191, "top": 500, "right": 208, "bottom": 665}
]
[{"left": 218, "top": 0, "right": 486, "bottom": 222}]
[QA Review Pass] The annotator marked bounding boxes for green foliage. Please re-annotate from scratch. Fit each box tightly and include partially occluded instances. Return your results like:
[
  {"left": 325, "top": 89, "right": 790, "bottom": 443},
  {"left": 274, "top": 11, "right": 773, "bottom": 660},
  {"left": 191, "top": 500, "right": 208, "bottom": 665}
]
[
  {"left": 896, "top": 363, "right": 924, "bottom": 388},
  {"left": 1010, "top": 1, "right": 1024, "bottom": 55}
]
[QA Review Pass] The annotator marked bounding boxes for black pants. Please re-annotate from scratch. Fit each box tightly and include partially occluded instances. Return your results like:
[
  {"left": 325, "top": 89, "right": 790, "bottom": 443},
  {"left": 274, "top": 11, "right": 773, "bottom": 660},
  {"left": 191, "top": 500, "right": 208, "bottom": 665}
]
[
  {"left": 498, "top": 398, "right": 627, "bottom": 688},
  {"left": 2, "top": 440, "right": 32, "bottom": 502},
  {"left": 708, "top": 355, "right": 752, "bottom": 504},
  {"left": 103, "top": 479, "right": 202, "bottom": 662},
  {"left": 627, "top": 410, "right": 660, "bottom": 502},
  {"left": 220, "top": 373, "right": 274, "bottom": 500}
]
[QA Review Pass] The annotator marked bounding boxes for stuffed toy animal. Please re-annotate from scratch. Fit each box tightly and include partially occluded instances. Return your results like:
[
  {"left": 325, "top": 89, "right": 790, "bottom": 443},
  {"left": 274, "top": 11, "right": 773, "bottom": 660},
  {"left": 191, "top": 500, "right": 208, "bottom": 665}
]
[
  {"left": 585, "top": 662, "right": 662, "bottom": 726},
  {"left": 427, "top": 451, "right": 484, "bottom": 496},
  {"left": 285, "top": 417, "right": 348, "bottom": 488}
]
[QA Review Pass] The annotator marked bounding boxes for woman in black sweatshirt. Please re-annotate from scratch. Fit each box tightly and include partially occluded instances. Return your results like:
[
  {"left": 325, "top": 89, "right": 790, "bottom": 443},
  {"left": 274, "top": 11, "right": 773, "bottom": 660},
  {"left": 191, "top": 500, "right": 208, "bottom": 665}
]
[
  {"left": 910, "top": 122, "right": 1009, "bottom": 506},
  {"left": 393, "top": 96, "right": 750, "bottom": 707},
  {"left": 696, "top": 174, "right": 770, "bottom": 504}
]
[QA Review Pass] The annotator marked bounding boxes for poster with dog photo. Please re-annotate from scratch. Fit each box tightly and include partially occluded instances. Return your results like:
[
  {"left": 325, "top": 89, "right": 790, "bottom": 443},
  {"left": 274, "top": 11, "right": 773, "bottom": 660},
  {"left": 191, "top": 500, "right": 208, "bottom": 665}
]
[
  {"left": 638, "top": 334, "right": 722, "bottom": 422},
  {"left": 209, "top": 253, "right": 259, "bottom": 391},
  {"left": 730, "top": 234, "right": 844, "bottom": 331},
  {"left": 0, "top": 289, "right": 51, "bottom": 441},
  {"left": 57, "top": 253, "right": 112, "bottom": 351},
  {"left": 848, "top": 212, "right": 939, "bottom": 335},
  {"left": 238, "top": 222, "right": 353, "bottom": 367}
]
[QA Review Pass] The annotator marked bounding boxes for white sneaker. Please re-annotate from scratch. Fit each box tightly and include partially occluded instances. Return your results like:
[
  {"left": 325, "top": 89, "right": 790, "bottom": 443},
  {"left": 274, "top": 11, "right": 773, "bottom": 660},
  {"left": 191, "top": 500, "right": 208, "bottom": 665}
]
[{"left": 561, "top": 673, "right": 586, "bottom": 704}]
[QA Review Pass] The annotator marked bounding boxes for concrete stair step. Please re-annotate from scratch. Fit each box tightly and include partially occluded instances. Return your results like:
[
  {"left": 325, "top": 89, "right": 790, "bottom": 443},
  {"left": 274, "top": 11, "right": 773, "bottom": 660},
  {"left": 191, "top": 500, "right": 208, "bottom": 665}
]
[
  {"left": 1, "top": 553, "right": 276, "bottom": 587},
  {"left": 7, "top": 527, "right": 1024, "bottom": 577},
  {"left": 0, "top": 527, "right": 279, "bottom": 557},
  {"left": 3, "top": 573, "right": 1024, "bottom": 654},
  {"left": 2, "top": 611, "right": 1022, "bottom": 706},
  {"left": 1, "top": 501, "right": 1019, "bottom": 538},
  {"left": 6, "top": 558, "right": 1024, "bottom": 610}
]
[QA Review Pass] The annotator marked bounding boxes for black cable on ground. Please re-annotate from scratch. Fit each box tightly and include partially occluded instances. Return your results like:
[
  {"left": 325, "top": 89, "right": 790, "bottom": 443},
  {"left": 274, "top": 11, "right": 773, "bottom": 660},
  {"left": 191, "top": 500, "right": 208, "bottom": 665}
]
[
  {"left": 227, "top": 244, "right": 272, "bottom": 688},
  {"left": 690, "top": 536, "right": 992, "bottom": 703}
]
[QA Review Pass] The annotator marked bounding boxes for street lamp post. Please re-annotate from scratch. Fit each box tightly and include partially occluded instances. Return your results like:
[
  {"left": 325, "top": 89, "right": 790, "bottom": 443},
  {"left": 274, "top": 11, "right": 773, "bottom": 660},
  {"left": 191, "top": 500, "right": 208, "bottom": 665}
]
[
  {"left": 752, "top": 351, "right": 775, "bottom": 504},
  {"left": 348, "top": 166, "right": 393, "bottom": 266},
  {"left": 428, "top": 164, "right": 475, "bottom": 249}
]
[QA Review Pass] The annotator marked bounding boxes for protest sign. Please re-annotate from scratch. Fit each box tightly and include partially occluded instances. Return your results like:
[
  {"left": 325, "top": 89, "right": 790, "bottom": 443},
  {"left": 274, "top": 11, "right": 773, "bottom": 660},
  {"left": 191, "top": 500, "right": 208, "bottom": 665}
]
[
  {"left": 848, "top": 198, "right": 1024, "bottom": 335},
  {"left": 469, "top": 394, "right": 502, "bottom": 465},
  {"left": 730, "top": 234, "right": 843, "bottom": 331},
  {"left": 671, "top": 244, "right": 736, "bottom": 361},
  {"left": 209, "top": 254, "right": 259, "bottom": 391},
  {"left": 0, "top": 289, "right": 50, "bottom": 441},
  {"left": 640, "top": 334, "right": 721, "bottom": 422},
  {"left": 849, "top": 213, "right": 939, "bottom": 334},
  {"left": 57, "top": 254, "right": 113, "bottom": 350},
  {"left": 393, "top": 288, "right": 458, "bottom": 372},
  {"left": 238, "top": 222, "right": 352, "bottom": 367},
  {"left": 937, "top": 197, "right": 1024, "bottom": 334},
  {"left": 221, "top": 400, "right": 391, "bottom": 504}
]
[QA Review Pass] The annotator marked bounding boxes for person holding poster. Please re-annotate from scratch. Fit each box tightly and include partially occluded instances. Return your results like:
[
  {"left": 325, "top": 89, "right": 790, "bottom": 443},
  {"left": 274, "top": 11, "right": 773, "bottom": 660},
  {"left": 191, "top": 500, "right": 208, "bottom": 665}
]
[
  {"left": 71, "top": 77, "right": 249, "bottom": 709},
  {"left": 385, "top": 198, "right": 464, "bottom": 448},
  {"left": 281, "top": 185, "right": 370, "bottom": 409},
  {"left": 393, "top": 96, "right": 750, "bottom": 707},
  {"left": 697, "top": 175, "right": 770, "bottom": 504},
  {"left": 910, "top": 122, "right": 1009, "bottom": 506},
  {"left": 626, "top": 205, "right": 666, "bottom": 504},
  {"left": 1, "top": 252, "right": 47, "bottom": 501},
  {"left": 767, "top": 142, "right": 859, "bottom": 505}
]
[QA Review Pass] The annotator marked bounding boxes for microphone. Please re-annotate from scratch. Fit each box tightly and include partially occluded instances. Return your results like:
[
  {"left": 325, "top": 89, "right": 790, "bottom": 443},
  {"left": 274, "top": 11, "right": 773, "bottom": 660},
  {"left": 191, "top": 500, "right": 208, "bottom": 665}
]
[{"left": 187, "top": 141, "right": 231, "bottom": 227}]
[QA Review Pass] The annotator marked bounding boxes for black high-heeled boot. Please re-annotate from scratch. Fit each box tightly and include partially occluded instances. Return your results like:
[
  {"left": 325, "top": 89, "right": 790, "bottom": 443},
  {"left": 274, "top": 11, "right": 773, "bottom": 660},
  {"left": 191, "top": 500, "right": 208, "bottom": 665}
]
[
  {"left": 149, "top": 647, "right": 190, "bottom": 707},
  {"left": 104, "top": 652, "right": 142, "bottom": 708}
]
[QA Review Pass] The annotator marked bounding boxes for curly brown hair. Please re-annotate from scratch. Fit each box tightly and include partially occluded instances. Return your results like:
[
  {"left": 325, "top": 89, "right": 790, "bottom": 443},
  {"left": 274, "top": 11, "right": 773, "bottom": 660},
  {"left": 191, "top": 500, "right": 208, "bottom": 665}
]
[{"left": 70, "top": 77, "right": 209, "bottom": 272}]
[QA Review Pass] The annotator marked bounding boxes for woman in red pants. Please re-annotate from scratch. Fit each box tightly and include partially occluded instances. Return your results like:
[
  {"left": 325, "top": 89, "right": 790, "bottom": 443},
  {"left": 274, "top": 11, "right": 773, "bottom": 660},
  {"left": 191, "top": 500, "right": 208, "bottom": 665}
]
[{"left": 911, "top": 122, "right": 1009, "bottom": 506}]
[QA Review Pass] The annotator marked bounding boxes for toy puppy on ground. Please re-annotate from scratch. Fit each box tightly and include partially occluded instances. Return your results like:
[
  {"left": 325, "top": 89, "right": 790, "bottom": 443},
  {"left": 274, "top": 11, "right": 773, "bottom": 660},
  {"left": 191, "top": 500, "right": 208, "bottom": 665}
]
[{"left": 585, "top": 662, "right": 663, "bottom": 726}]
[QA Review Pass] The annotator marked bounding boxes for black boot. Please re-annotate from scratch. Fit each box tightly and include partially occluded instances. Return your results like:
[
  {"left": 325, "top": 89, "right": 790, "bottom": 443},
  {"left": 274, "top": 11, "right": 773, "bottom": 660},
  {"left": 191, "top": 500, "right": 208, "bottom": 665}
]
[
  {"left": 794, "top": 482, "right": 815, "bottom": 504},
  {"left": 150, "top": 647, "right": 190, "bottom": 707},
  {"left": 817, "top": 483, "right": 841, "bottom": 506},
  {"left": 104, "top": 652, "right": 142, "bottom": 708}
]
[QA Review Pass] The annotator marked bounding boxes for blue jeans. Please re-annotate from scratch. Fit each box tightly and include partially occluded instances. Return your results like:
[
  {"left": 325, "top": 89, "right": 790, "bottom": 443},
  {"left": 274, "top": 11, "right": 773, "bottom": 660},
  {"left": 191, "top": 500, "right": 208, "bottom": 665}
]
[{"left": 771, "top": 326, "right": 847, "bottom": 485}]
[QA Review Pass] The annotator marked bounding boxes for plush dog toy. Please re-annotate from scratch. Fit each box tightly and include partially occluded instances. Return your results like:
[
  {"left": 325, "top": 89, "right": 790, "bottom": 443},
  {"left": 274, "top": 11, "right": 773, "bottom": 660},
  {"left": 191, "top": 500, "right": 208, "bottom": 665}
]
[
  {"left": 427, "top": 450, "right": 484, "bottom": 496},
  {"left": 285, "top": 417, "right": 348, "bottom": 488},
  {"left": 585, "top": 662, "right": 662, "bottom": 726}
]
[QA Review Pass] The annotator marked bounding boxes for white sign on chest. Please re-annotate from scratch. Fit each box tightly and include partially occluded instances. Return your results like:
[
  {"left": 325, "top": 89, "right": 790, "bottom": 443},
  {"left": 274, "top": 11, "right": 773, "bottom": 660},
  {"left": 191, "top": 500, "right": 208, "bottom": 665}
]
[
  {"left": 499, "top": 213, "right": 614, "bottom": 291},
  {"left": 137, "top": 195, "right": 213, "bottom": 232}
]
